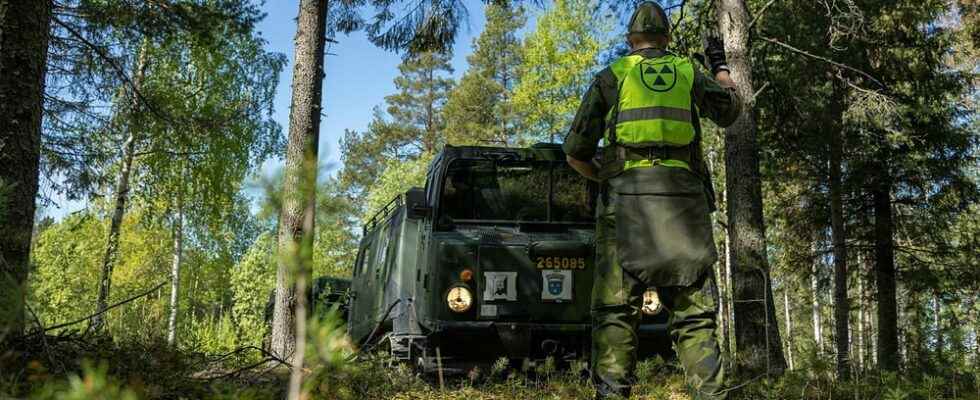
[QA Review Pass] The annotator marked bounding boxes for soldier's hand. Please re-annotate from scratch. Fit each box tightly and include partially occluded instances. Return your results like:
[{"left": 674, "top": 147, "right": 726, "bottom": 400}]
[{"left": 704, "top": 36, "right": 730, "bottom": 75}]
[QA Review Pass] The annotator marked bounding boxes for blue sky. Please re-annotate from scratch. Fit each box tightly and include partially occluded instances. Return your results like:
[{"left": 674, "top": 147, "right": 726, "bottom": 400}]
[{"left": 255, "top": 0, "right": 490, "bottom": 177}]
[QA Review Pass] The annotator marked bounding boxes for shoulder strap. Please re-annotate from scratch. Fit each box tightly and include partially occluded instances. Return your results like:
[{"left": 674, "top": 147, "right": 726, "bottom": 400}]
[{"left": 606, "top": 55, "right": 645, "bottom": 146}]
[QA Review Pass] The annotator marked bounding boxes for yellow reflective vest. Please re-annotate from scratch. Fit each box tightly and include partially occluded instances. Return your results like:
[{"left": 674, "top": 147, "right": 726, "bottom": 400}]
[{"left": 604, "top": 53, "right": 696, "bottom": 170}]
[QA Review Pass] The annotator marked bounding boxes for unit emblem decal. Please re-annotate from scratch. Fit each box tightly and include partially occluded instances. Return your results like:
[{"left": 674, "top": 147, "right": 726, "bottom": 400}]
[
  {"left": 541, "top": 270, "right": 573, "bottom": 301},
  {"left": 483, "top": 271, "right": 518, "bottom": 301}
]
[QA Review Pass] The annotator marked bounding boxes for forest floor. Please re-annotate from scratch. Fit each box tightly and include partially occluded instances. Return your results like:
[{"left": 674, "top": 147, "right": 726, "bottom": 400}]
[{"left": 2, "top": 333, "right": 978, "bottom": 400}]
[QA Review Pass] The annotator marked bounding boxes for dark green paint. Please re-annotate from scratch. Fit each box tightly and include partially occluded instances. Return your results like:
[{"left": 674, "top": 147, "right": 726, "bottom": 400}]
[{"left": 344, "top": 145, "right": 670, "bottom": 368}]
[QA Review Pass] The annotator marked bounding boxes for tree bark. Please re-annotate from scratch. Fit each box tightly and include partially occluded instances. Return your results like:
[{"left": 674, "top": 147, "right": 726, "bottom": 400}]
[
  {"left": 812, "top": 254, "right": 823, "bottom": 353},
  {"left": 828, "top": 77, "right": 850, "bottom": 379},
  {"left": 723, "top": 219, "right": 738, "bottom": 368},
  {"left": 934, "top": 295, "right": 943, "bottom": 363},
  {"left": 857, "top": 264, "right": 865, "bottom": 372},
  {"left": 974, "top": 316, "right": 979, "bottom": 368},
  {"left": 92, "top": 43, "right": 149, "bottom": 332},
  {"left": 866, "top": 253, "right": 877, "bottom": 367},
  {"left": 0, "top": 0, "right": 51, "bottom": 341},
  {"left": 873, "top": 174, "right": 900, "bottom": 371},
  {"left": 784, "top": 290, "right": 794, "bottom": 370},
  {"left": 167, "top": 188, "right": 183, "bottom": 346},
  {"left": 717, "top": 239, "right": 731, "bottom": 362},
  {"left": 271, "top": 1, "right": 327, "bottom": 399},
  {"left": 715, "top": 0, "right": 787, "bottom": 376}
]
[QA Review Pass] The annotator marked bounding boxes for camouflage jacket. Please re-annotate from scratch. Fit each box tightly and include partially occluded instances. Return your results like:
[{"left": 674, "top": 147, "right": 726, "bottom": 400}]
[{"left": 562, "top": 47, "right": 740, "bottom": 163}]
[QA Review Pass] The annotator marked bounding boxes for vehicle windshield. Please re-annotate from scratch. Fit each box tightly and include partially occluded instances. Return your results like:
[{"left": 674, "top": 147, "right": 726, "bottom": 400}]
[{"left": 439, "top": 158, "right": 594, "bottom": 224}]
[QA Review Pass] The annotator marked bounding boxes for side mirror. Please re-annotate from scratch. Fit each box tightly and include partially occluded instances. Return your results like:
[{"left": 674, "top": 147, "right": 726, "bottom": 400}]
[{"left": 409, "top": 205, "right": 432, "bottom": 219}]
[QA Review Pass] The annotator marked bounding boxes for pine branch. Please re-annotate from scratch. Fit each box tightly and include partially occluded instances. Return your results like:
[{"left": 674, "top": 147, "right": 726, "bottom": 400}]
[
  {"left": 50, "top": 16, "right": 184, "bottom": 129},
  {"left": 748, "top": 0, "right": 780, "bottom": 31},
  {"left": 759, "top": 35, "right": 886, "bottom": 89}
]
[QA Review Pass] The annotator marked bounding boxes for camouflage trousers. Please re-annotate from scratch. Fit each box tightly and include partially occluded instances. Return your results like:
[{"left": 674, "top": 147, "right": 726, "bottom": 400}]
[{"left": 591, "top": 191, "right": 727, "bottom": 400}]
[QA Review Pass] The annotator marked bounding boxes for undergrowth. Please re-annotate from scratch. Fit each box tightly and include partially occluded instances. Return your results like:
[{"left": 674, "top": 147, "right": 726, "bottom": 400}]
[{"left": 2, "top": 319, "right": 977, "bottom": 400}]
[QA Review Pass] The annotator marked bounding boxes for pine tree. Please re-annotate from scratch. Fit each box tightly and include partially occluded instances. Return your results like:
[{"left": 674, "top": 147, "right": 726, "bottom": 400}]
[
  {"left": 443, "top": 3, "right": 525, "bottom": 146},
  {"left": 715, "top": 0, "right": 788, "bottom": 375},
  {"left": 271, "top": 4, "right": 328, "bottom": 392},
  {"left": 0, "top": 0, "right": 52, "bottom": 341},
  {"left": 849, "top": 0, "right": 976, "bottom": 372},
  {"left": 339, "top": 51, "right": 454, "bottom": 207},
  {"left": 388, "top": 51, "right": 455, "bottom": 153},
  {"left": 749, "top": 0, "right": 977, "bottom": 374}
]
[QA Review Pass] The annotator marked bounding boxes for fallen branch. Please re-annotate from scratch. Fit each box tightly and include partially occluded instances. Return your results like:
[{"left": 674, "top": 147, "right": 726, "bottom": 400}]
[
  {"left": 19, "top": 281, "right": 167, "bottom": 339},
  {"left": 200, "top": 357, "right": 284, "bottom": 381},
  {"left": 202, "top": 345, "right": 292, "bottom": 369},
  {"left": 759, "top": 35, "right": 887, "bottom": 89}
]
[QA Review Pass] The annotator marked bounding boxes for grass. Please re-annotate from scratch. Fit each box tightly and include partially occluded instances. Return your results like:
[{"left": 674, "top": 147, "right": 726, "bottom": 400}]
[{"left": 3, "top": 330, "right": 978, "bottom": 400}]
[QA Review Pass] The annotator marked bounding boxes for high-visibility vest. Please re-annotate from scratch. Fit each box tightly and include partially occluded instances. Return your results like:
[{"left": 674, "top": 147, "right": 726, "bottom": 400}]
[{"left": 604, "top": 54, "right": 696, "bottom": 170}]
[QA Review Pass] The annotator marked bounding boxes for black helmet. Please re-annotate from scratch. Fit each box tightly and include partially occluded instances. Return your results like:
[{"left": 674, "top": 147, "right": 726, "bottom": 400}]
[{"left": 628, "top": 1, "right": 670, "bottom": 36}]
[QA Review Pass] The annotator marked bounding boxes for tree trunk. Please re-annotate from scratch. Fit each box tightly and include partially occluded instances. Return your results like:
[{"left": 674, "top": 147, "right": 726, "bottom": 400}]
[
  {"left": 271, "top": 1, "right": 327, "bottom": 398},
  {"left": 784, "top": 290, "right": 794, "bottom": 370},
  {"left": 167, "top": 188, "right": 183, "bottom": 346},
  {"left": 934, "top": 295, "right": 943, "bottom": 363},
  {"left": 717, "top": 241, "right": 731, "bottom": 361},
  {"left": 0, "top": 0, "right": 51, "bottom": 341},
  {"left": 92, "top": 43, "right": 149, "bottom": 332},
  {"left": 873, "top": 175, "right": 900, "bottom": 371},
  {"left": 857, "top": 266, "right": 865, "bottom": 372},
  {"left": 812, "top": 254, "right": 823, "bottom": 353},
  {"left": 974, "top": 316, "right": 979, "bottom": 368},
  {"left": 715, "top": 0, "right": 787, "bottom": 376},
  {"left": 828, "top": 77, "right": 850, "bottom": 379},
  {"left": 866, "top": 253, "right": 878, "bottom": 367},
  {"left": 724, "top": 226, "right": 736, "bottom": 369}
]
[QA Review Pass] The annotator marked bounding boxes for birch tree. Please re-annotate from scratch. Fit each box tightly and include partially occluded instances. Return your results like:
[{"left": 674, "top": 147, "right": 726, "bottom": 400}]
[{"left": 92, "top": 43, "right": 150, "bottom": 331}]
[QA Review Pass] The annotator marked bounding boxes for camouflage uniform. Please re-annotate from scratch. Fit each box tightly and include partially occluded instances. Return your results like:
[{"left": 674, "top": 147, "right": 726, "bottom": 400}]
[{"left": 563, "top": 47, "right": 740, "bottom": 399}]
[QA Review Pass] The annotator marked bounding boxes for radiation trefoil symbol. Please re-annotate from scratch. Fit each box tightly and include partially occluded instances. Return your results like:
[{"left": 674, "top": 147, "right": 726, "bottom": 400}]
[{"left": 640, "top": 60, "right": 677, "bottom": 92}]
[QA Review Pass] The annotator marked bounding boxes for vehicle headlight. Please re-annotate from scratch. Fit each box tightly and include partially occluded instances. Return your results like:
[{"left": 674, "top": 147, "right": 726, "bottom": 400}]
[
  {"left": 642, "top": 289, "right": 662, "bottom": 315},
  {"left": 447, "top": 286, "right": 473, "bottom": 313}
]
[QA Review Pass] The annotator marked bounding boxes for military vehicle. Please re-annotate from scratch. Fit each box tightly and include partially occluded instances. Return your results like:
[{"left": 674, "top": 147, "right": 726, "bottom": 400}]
[
  {"left": 263, "top": 276, "right": 352, "bottom": 345},
  {"left": 347, "top": 143, "right": 670, "bottom": 373}
]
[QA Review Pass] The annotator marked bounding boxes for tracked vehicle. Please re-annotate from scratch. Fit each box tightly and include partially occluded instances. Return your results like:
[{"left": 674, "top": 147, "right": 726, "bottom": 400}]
[{"left": 348, "top": 144, "right": 670, "bottom": 373}]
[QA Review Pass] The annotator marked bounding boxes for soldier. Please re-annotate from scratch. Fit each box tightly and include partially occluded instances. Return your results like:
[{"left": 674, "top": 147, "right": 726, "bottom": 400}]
[{"left": 562, "top": 2, "right": 741, "bottom": 399}]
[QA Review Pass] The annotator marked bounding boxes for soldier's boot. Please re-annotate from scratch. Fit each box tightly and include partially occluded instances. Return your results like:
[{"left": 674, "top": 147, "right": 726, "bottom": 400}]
[
  {"left": 591, "top": 303, "right": 641, "bottom": 400},
  {"left": 665, "top": 276, "right": 728, "bottom": 400}
]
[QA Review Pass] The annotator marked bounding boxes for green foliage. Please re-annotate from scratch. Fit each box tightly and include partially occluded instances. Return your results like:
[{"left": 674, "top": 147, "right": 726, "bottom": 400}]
[
  {"left": 44, "top": 0, "right": 282, "bottom": 202},
  {"left": 4, "top": 335, "right": 978, "bottom": 400},
  {"left": 444, "top": 3, "right": 526, "bottom": 146},
  {"left": 16, "top": 1, "right": 980, "bottom": 399},
  {"left": 363, "top": 153, "right": 434, "bottom": 223},
  {"left": 30, "top": 361, "right": 139, "bottom": 400},
  {"left": 339, "top": 51, "right": 453, "bottom": 207},
  {"left": 229, "top": 232, "right": 276, "bottom": 347},
  {"left": 30, "top": 209, "right": 172, "bottom": 341},
  {"left": 335, "top": 0, "right": 469, "bottom": 55},
  {"left": 512, "top": 0, "right": 603, "bottom": 143},
  {"left": 184, "top": 313, "right": 240, "bottom": 355},
  {"left": 305, "top": 310, "right": 355, "bottom": 370},
  {"left": 313, "top": 179, "right": 360, "bottom": 278},
  {"left": 384, "top": 51, "right": 455, "bottom": 154}
]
